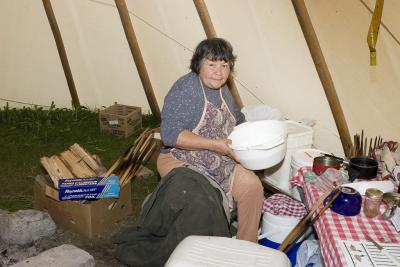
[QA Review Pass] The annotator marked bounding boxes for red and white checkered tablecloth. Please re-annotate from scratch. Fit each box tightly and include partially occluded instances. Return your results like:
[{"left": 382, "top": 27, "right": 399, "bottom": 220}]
[
  {"left": 291, "top": 167, "right": 400, "bottom": 267},
  {"left": 262, "top": 193, "right": 307, "bottom": 218}
]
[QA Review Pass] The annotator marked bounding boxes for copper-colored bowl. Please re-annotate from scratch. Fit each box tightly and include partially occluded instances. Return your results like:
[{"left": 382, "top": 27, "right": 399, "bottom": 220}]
[{"left": 312, "top": 156, "right": 341, "bottom": 176}]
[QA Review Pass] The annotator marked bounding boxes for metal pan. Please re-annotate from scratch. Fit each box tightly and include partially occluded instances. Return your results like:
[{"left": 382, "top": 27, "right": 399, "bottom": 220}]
[{"left": 323, "top": 154, "right": 378, "bottom": 180}]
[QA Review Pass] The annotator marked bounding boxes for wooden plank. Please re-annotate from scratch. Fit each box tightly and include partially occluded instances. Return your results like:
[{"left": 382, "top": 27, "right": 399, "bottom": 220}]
[
  {"left": 45, "top": 185, "right": 59, "bottom": 201},
  {"left": 51, "top": 155, "right": 74, "bottom": 179},
  {"left": 121, "top": 141, "right": 157, "bottom": 186},
  {"left": 60, "top": 150, "right": 96, "bottom": 178},
  {"left": 40, "top": 156, "right": 61, "bottom": 187},
  {"left": 69, "top": 143, "right": 106, "bottom": 175}
]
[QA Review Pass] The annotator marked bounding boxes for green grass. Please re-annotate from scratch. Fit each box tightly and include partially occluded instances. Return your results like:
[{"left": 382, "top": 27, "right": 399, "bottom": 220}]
[{"left": 0, "top": 103, "right": 160, "bottom": 212}]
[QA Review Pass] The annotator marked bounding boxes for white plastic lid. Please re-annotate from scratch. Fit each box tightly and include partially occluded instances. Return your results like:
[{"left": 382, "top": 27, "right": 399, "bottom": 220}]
[
  {"left": 285, "top": 121, "right": 313, "bottom": 148},
  {"left": 166, "top": 236, "right": 290, "bottom": 267},
  {"left": 291, "top": 148, "right": 326, "bottom": 167},
  {"left": 286, "top": 120, "right": 312, "bottom": 136}
]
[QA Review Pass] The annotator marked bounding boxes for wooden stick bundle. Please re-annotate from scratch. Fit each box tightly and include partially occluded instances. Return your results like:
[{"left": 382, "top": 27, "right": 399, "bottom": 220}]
[
  {"left": 350, "top": 131, "right": 384, "bottom": 158},
  {"left": 278, "top": 188, "right": 341, "bottom": 252},
  {"left": 69, "top": 143, "right": 106, "bottom": 175},
  {"left": 115, "top": 128, "right": 156, "bottom": 185},
  {"left": 40, "top": 143, "right": 106, "bottom": 188},
  {"left": 40, "top": 129, "right": 158, "bottom": 190}
]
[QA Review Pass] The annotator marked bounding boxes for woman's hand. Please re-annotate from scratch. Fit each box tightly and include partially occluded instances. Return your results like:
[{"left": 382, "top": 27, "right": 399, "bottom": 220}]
[
  {"left": 175, "top": 130, "right": 240, "bottom": 162},
  {"left": 211, "top": 139, "right": 240, "bottom": 162}
]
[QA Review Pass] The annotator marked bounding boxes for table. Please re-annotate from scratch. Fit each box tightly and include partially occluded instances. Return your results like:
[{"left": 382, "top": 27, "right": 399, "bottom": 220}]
[{"left": 291, "top": 167, "right": 400, "bottom": 267}]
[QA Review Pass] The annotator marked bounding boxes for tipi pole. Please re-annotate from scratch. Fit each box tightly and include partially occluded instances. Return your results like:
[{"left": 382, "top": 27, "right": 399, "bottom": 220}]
[
  {"left": 291, "top": 0, "right": 352, "bottom": 156},
  {"left": 42, "top": 0, "right": 80, "bottom": 108},
  {"left": 115, "top": 0, "right": 161, "bottom": 121},
  {"left": 193, "top": 0, "right": 244, "bottom": 109}
]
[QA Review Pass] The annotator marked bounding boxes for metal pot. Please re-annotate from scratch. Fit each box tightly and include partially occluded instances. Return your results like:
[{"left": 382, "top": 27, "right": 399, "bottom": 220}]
[
  {"left": 323, "top": 154, "right": 378, "bottom": 181},
  {"left": 348, "top": 157, "right": 378, "bottom": 180},
  {"left": 312, "top": 156, "right": 341, "bottom": 176}
]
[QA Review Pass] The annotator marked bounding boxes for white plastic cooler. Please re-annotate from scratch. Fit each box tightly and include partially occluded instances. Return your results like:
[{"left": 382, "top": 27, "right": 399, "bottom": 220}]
[{"left": 166, "top": 236, "right": 291, "bottom": 267}]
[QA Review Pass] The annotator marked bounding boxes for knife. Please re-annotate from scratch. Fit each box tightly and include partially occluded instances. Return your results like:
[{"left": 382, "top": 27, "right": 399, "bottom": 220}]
[{"left": 366, "top": 235, "right": 400, "bottom": 266}]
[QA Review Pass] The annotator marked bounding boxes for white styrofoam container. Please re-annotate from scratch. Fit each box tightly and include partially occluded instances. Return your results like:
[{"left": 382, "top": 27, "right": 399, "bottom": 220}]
[
  {"left": 263, "top": 121, "right": 313, "bottom": 193},
  {"left": 166, "top": 236, "right": 291, "bottom": 267}
]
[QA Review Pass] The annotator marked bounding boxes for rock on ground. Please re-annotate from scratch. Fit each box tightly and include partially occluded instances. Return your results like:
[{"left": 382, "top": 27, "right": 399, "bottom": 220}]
[
  {"left": 0, "top": 209, "right": 56, "bottom": 245},
  {"left": 10, "top": 244, "right": 95, "bottom": 267}
]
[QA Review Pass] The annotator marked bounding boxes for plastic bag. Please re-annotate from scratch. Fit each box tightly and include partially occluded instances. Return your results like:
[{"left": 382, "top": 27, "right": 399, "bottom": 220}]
[
  {"left": 296, "top": 240, "right": 325, "bottom": 267},
  {"left": 241, "top": 104, "right": 283, "bottom": 121}
]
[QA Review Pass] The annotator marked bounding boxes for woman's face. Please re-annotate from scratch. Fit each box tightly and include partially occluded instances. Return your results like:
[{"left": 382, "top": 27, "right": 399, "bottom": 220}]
[{"left": 198, "top": 58, "right": 230, "bottom": 89}]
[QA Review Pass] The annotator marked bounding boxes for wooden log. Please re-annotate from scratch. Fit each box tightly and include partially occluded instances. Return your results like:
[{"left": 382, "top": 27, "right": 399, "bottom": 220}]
[
  {"left": 69, "top": 143, "right": 106, "bottom": 175},
  {"left": 114, "top": 0, "right": 161, "bottom": 121},
  {"left": 40, "top": 156, "right": 62, "bottom": 187},
  {"left": 193, "top": 0, "right": 244, "bottom": 109},
  {"left": 42, "top": 0, "right": 80, "bottom": 108},
  {"left": 51, "top": 155, "right": 74, "bottom": 179},
  {"left": 45, "top": 185, "right": 59, "bottom": 201},
  {"left": 291, "top": 0, "right": 352, "bottom": 157},
  {"left": 60, "top": 150, "right": 96, "bottom": 178}
]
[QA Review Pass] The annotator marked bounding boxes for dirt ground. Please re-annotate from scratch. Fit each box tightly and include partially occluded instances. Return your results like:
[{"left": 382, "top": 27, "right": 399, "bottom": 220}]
[
  {"left": 0, "top": 207, "right": 141, "bottom": 267},
  {"left": 0, "top": 169, "right": 159, "bottom": 267}
]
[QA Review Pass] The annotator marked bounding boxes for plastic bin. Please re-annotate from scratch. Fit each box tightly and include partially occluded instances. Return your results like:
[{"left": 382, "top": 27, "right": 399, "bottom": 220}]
[
  {"left": 263, "top": 121, "right": 313, "bottom": 194},
  {"left": 259, "top": 218, "right": 302, "bottom": 267},
  {"left": 261, "top": 212, "right": 303, "bottom": 243}
]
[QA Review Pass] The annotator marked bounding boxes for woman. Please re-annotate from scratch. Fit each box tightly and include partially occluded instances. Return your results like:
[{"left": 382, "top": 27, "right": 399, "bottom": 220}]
[{"left": 157, "top": 38, "right": 263, "bottom": 243}]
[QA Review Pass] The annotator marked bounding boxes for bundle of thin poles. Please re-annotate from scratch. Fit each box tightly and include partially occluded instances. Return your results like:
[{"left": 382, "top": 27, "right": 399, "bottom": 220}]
[
  {"left": 278, "top": 187, "right": 341, "bottom": 252},
  {"left": 104, "top": 128, "right": 158, "bottom": 186},
  {"left": 349, "top": 130, "right": 384, "bottom": 158}
]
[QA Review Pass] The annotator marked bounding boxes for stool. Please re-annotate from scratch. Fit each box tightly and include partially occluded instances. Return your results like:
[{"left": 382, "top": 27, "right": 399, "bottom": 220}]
[{"left": 165, "top": 235, "right": 291, "bottom": 267}]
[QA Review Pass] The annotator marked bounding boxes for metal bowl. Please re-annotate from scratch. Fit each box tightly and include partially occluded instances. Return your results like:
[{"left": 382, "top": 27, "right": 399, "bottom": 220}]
[{"left": 312, "top": 156, "right": 341, "bottom": 175}]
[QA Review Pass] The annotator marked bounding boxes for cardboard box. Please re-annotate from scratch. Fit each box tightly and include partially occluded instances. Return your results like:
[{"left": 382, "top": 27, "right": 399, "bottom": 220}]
[
  {"left": 34, "top": 175, "right": 132, "bottom": 238},
  {"left": 99, "top": 104, "right": 141, "bottom": 137}
]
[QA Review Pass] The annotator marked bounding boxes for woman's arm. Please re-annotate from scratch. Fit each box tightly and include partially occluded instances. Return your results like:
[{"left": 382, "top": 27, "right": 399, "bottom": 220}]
[
  {"left": 176, "top": 130, "right": 240, "bottom": 162},
  {"left": 160, "top": 74, "right": 202, "bottom": 148}
]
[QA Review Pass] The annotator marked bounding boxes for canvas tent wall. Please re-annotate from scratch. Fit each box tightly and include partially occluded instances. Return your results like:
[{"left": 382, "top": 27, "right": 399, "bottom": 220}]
[{"left": 1, "top": 0, "right": 399, "bottom": 157}]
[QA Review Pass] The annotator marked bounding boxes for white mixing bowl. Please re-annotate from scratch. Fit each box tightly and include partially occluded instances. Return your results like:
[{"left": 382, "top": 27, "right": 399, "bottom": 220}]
[{"left": 228, "top": 120, "right": 287, "bottom": 170}]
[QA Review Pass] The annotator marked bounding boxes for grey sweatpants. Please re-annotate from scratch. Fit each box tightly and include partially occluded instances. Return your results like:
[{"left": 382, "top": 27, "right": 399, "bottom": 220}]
[{"left": 157, "top": 153, "right": 264, "bottom": 243}]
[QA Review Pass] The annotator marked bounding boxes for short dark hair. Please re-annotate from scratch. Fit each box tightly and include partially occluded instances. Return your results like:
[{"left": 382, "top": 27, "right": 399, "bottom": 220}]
[{"left": 190, "top": 38, "right": 236, "bottom": 74}]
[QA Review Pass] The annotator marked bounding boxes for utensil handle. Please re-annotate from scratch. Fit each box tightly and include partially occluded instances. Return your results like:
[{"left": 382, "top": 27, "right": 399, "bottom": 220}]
[
  {"left": 322, "top": 153, "right": 344, "bottom": 162},
  {"left": 382, "top": 248, "right": 400, "bottom": 266}
]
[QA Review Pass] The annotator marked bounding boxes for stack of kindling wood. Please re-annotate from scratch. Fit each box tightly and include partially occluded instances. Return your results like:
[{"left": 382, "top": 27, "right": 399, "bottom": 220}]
[
  {"left": 40, "top": 128, "right": 157, "bottom": 189},
  {"left": 40, "top": 143, "right": 107, "bottom": 188}
]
